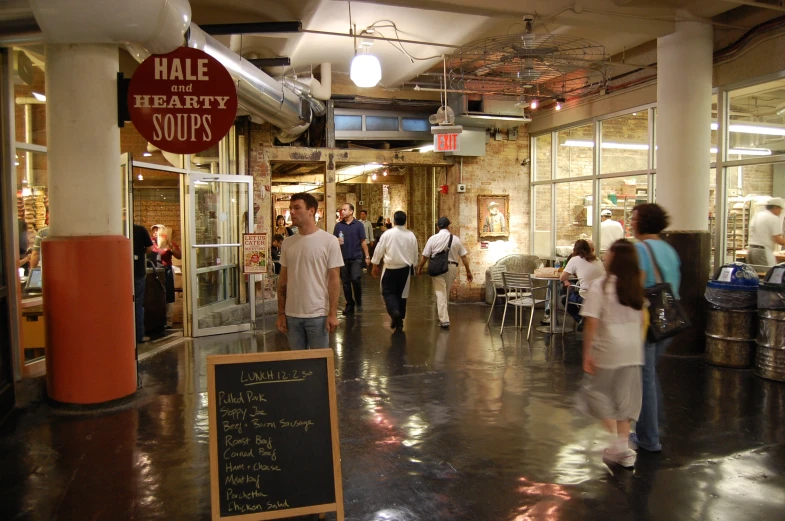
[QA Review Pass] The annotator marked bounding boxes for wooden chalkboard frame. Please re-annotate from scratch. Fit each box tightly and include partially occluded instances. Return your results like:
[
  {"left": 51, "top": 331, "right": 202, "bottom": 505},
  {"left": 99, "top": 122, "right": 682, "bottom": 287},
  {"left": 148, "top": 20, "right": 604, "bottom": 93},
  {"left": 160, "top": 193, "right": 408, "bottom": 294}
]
[{"left": 207, "top": 349, "right": 345, "bottom": 521}]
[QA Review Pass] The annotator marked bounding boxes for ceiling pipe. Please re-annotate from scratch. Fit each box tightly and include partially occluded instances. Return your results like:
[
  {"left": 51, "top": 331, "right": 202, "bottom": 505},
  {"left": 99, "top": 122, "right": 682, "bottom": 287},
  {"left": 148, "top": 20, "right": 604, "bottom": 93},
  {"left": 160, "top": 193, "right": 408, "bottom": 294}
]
[
  {"left": 126, "top": 22, "right": 316, "bottom": 143},
  {"left": 282, "top": 78, "right": 326, "bottom": 116},
  {"left": 29, "top": 0, "right": 190, "bottom": 55}
]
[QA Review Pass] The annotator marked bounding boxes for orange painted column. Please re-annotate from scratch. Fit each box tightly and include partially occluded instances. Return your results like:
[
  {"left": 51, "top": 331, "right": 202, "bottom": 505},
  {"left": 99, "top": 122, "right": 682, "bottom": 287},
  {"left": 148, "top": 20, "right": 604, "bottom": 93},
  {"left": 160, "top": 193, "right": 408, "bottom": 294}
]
[
  {"left": 44, "top": 236, "right": 136, "bottom": 404},
  {"left": 42, "top": 44, "right": 133, "bottom": 404}
]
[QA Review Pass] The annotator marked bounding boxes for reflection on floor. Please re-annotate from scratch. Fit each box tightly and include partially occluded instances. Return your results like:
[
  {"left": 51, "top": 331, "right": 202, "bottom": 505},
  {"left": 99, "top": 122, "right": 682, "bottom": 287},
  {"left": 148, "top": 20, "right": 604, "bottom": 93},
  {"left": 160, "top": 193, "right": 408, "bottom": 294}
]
[{"left": 1, "top": 276, "right": 784, "bottom": 520}]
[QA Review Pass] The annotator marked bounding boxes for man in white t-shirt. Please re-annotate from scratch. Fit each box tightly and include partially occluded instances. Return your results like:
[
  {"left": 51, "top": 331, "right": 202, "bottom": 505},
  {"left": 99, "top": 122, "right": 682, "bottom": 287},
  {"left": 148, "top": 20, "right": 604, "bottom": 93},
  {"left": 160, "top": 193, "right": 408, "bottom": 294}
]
[
  {"left": 417, "top": 217, "right": 473, "bottom": 328},
  {"left": 277, "top": 192, "right": 344, "bottom": 349},
  {"left": 748, "top": 197, "right": 785, "bottom": 266},
  {"left": 599, "top": 209, "right": 625, "bottom": 253}
]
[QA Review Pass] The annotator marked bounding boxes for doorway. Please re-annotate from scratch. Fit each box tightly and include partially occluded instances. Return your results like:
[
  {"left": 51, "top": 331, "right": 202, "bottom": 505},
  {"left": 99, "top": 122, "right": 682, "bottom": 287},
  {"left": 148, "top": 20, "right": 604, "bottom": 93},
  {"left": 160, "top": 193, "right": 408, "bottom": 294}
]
[{"left": 121, "top": 155, "right": 254, "bottom": 340}]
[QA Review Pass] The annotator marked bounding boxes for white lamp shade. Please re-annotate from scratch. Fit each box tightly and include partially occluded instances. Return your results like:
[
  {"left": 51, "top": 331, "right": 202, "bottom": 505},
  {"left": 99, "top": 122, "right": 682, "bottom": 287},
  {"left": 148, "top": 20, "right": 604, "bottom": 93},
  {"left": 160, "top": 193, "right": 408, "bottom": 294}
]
[{"left": 350, "top": 54, "right": 382, "bottom": 88}]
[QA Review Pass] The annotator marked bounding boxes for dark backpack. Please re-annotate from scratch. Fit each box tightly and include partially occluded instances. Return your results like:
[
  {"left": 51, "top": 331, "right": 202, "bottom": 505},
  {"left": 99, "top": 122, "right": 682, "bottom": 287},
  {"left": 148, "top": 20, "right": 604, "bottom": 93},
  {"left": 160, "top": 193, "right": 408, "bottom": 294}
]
[{"left": 428, "top": 234, "right": 453, "bottom": 276}]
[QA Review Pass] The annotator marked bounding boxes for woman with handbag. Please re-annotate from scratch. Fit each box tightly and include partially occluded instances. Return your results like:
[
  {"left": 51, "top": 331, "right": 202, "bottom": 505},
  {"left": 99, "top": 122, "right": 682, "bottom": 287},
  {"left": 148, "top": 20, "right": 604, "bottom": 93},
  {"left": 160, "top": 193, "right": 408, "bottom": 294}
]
[{"left": 630, "top": 203, "right": 682, "bottom": 453}]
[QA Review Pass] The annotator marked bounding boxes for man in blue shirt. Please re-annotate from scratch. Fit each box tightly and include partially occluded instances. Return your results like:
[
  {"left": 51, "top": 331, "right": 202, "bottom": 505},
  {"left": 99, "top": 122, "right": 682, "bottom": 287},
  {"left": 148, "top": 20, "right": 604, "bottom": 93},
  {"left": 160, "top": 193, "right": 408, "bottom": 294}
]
[{"left": 334, "top": 203, "right": 370, "bottom": 314}]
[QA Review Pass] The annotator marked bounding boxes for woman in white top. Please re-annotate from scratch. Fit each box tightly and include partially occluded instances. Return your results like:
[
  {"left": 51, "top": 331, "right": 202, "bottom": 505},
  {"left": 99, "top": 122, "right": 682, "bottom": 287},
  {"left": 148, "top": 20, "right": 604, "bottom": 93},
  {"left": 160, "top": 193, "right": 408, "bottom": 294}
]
[
  {"left": 578, "top": 239, "right": 645, "bottom": 469},
  {"left": 560, "top": 239, "right": 605, "bottom": 330}
]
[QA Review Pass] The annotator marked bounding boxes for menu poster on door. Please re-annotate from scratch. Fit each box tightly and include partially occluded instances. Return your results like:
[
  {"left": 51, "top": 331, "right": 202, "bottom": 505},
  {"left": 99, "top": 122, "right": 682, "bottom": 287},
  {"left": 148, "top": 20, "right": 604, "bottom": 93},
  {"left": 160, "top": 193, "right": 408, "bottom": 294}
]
[
  {"left": 207, "top": 350, "right": 344, "bottom": 521},
  {"left": 243, "top": 233, "right": 268, "bottom": 274}
]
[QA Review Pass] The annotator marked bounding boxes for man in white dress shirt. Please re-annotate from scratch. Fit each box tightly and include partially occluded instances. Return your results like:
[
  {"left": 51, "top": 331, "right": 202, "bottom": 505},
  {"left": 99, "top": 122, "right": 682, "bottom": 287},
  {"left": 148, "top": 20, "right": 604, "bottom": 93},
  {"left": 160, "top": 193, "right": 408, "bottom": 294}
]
[
  {"left": 371, "top": 211, "right": 419, "bottom": 331},
  {"left": 599, "top": 209, "right": 625, "bottom": 253},
  {"left": 417, "top": 217, "right": 473, "bottom": 329},
  {"left": 748, "top": 197, "right": 785, "bottom": 266}
]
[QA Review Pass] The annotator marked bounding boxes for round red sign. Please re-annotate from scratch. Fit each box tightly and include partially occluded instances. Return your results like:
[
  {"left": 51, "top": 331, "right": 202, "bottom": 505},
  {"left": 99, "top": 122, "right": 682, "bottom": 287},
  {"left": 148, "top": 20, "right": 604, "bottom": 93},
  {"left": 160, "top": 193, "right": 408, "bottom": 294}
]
[{"left": 127, "top": 47, "right": 238, "bottom": 155}]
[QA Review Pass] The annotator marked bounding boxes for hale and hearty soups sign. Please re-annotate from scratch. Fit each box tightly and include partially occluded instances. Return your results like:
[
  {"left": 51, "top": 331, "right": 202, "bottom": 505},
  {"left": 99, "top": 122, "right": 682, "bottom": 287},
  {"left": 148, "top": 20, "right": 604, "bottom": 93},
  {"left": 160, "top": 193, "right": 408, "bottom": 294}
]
[{"left": 128, "top": 47, "right": 238, "bottom": 155}]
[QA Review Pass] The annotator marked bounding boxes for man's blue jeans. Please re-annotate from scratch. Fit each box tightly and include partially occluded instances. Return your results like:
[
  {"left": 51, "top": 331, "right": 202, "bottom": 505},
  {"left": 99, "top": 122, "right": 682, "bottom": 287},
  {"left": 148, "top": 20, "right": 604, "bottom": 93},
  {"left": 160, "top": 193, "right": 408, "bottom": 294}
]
[
  {"left": 134, "top": 275, "right": 146, "bottom": 343},
  {"left": 286, "top": 316, "right": 329, "bottom": 350},
  {"left": 636, "top": 338, "right": 670, "bottom": 451}
]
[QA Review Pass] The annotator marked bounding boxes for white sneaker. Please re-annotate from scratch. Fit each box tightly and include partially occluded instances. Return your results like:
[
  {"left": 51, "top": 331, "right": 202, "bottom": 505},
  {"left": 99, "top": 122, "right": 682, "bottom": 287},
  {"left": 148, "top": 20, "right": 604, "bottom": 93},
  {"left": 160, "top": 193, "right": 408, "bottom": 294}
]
[{"left": 603, "top": 447, "right": 636, "bottom": 469}]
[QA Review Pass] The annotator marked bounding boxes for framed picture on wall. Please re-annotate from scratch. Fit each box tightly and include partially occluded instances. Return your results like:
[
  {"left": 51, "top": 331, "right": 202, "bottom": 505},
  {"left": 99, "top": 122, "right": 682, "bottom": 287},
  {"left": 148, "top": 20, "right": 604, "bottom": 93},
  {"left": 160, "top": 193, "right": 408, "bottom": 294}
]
[{"left": 478, "top": 194, "right": 510, "bottom": 239}]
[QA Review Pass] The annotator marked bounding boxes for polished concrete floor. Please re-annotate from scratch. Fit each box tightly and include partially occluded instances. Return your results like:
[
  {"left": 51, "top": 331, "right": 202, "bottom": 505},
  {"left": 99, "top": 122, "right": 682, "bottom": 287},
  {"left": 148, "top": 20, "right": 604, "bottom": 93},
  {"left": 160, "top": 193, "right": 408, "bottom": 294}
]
[{"left": 1, "top": 275, "right": 784, "bottom": 521}]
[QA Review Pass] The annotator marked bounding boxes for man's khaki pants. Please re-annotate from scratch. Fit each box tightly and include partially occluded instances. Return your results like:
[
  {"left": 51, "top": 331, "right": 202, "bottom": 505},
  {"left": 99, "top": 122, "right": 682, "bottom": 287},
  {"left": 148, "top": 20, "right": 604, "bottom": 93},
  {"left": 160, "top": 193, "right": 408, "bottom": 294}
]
[{"left": 432, "top": 264, "right": 457, "bottom": 325}]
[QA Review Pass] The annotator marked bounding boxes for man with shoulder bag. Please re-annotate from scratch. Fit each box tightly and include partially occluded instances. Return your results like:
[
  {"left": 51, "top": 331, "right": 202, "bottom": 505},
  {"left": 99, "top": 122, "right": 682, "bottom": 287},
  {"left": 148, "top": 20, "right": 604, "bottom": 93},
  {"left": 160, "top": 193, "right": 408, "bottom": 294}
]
[{"left": 417, "top": 217, "right": 473, "bottom": 328}]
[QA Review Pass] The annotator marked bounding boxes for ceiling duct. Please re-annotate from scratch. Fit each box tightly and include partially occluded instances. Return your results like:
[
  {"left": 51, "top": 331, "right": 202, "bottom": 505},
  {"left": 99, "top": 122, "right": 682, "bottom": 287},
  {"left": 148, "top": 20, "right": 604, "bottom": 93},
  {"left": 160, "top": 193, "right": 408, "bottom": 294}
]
[{"left": 448, "top": 94, "right": 531, "bottom": 129}]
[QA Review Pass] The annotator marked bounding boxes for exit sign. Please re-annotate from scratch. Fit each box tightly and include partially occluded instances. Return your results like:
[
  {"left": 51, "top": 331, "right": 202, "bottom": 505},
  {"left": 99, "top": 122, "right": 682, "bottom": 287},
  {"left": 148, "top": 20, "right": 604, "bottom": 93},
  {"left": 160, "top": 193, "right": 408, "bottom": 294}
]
[{"left": 434, "top": 133, "right": 460, "bottom": 152}]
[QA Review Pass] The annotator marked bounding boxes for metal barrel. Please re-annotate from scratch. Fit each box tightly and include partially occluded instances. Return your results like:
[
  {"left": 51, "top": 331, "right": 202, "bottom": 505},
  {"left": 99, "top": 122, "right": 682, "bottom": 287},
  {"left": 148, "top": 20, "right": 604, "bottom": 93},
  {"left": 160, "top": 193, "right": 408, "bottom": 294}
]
[
  {"left": 705, "top": 307, "right": 757, "bottom": 368},
  {"left": 755, "top": 309, "right": 785, "bottom": 382}
]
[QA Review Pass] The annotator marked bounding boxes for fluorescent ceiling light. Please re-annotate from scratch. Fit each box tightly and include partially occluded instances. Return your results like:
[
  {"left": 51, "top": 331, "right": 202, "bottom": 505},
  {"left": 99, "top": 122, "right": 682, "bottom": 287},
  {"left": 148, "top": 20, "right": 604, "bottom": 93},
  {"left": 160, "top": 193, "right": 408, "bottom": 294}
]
[
  {"left": 711, "top": 147, "right": 772, "bottom": 156},
  {"left": 143, "top": 152, "right": 152, "bottom": 157},
  {"left": 562, "top": 140, "right": 648, "bottom": 150},
  {"left": 338, "top": 163, "right": 382, "bottom": 176},
  {"left": 712, "top": 121, "right": 785, "bottom": 136},
  {"left": 463, "top": 114, "right": 530, "bottom": 121},
  {"left": 564, "top": 141, "right": 771, "bottom": 156},
  {"left": 32, "top": 91, "right": 46, "bottom": 102},
  {"left": 728, "top": 123, "right": 785, "bottom": 136},
  {"left": 419, "top": 145, "right": 434, "bottom": 153}
]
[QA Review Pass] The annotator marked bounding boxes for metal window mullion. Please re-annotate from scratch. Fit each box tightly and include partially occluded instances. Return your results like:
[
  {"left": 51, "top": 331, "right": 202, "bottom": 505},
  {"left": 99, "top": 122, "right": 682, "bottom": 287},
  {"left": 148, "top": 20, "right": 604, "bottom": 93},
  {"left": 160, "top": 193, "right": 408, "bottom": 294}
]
[
  {"left": 551, "top": 131, "right": 557, "bottom": 259},
  {"left": 715, "top": 87, "right": 729, "bottom": 272},
  {"left": 593, "top": 121, "right": 601, "bottom": 241}
]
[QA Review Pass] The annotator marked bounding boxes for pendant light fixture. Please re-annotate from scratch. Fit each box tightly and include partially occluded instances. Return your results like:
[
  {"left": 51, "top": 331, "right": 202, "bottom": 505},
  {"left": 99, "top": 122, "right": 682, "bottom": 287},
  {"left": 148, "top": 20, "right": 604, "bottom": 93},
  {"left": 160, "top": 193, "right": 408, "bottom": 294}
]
[{"left": 351, "top": 38, "right": 381, "bottom": 88}]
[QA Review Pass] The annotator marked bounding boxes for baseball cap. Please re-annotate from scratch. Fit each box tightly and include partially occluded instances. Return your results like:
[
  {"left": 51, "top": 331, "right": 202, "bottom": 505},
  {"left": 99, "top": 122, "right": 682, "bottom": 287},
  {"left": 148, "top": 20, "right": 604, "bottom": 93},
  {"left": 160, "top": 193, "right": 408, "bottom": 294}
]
[
  {"left": 601, "top": 209, "right": 612, "bottom": 217},
  {"left": 437, "top": 217, "right": 451, "bottom": 229},
  {"left": 768, "top": 197, "right": 785, "bottom": 208}
]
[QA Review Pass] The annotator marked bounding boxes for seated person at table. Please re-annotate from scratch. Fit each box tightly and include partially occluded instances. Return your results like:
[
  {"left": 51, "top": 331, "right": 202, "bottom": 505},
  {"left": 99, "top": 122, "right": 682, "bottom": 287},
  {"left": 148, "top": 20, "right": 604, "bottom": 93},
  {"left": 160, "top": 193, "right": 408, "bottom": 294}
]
[
  {"left": 560, "top": 239, "right": 605, "bottom": 331},
  {"left": 271, "top": 234, "right": 284, "bottom": 274}
]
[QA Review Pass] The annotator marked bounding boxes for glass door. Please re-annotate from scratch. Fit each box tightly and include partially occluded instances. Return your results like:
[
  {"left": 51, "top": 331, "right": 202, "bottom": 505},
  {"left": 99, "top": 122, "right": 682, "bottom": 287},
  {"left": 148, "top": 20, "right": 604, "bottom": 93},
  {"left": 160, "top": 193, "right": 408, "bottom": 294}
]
[
  {"left": 188, "top": 173, "right": 253, "bottom": 337},
  {"left": 120, "top": 153, "right": 132, "bottom": 238}
]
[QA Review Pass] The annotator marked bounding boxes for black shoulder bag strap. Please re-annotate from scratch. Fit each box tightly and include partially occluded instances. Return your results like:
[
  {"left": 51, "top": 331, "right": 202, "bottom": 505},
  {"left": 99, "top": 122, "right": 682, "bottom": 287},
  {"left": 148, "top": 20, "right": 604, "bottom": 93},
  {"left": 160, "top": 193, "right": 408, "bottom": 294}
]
[{"left": 640, "top": 240, "right": 664, "bottom": 285}]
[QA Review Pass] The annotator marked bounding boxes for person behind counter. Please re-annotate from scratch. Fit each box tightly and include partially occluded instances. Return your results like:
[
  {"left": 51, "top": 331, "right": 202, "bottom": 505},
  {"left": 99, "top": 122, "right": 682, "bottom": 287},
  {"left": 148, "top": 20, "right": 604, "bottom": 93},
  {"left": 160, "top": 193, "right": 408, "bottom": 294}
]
[
  {"left": 29, "top": 226, "right": 50, "bottom": 269},
  {"left": 747, "top": 197, "right": 785, "bottom": 266},
  {"left": 151, "top": 224, "right": 182, "bottom": 329},
  {"left": 275, "top": 215, "right": 294, "bottom": 237},
  {"left": 18, "top": 221, "right": 32, "bottom": 275}
]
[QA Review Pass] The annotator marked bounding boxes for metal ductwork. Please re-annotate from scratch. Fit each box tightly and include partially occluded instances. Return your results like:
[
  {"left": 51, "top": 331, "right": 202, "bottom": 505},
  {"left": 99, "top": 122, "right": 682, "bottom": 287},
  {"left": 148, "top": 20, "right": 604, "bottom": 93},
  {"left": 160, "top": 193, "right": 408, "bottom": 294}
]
[
  {"left": 14, "top": 0, "right": 330, "bottom": 144},
  {"left": 127, "top": 23, "right": 314, "bottom": 143}
]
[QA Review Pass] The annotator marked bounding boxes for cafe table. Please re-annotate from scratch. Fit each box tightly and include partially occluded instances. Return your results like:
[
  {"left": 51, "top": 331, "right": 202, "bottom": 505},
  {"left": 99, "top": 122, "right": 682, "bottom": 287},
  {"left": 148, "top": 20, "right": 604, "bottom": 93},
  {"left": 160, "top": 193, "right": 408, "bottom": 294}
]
[{"left": 530, "top": 274, "right": 577, "bottom": 334}]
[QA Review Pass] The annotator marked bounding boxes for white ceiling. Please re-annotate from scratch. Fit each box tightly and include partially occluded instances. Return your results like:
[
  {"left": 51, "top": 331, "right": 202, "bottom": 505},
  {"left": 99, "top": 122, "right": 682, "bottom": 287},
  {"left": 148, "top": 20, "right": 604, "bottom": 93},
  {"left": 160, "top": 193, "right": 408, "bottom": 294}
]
[{"left": 189, "top": 0, "right": 750, "bottom": 91}]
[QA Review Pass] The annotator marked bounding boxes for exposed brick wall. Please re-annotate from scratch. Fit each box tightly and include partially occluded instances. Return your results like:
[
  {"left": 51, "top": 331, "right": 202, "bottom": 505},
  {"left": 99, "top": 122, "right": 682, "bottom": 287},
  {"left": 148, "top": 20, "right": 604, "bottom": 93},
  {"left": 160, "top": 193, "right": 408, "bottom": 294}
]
[
  {"left": 134, "top": 191, "right": 182, "bottom": 246},
  {"left": 407, "top": 167, "right": 434, "bottom": 249},
  {"left": 441, "top": 130, "right": 531, "bottom": 301}
]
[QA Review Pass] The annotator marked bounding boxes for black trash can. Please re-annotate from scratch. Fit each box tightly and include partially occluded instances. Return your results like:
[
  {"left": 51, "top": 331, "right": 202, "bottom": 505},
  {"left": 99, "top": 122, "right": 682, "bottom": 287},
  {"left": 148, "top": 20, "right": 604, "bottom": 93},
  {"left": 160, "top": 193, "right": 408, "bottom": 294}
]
[
  {"left": 704, "top": 262, "right": 758, "bottom": 368},
  {"left": 756, "top": 263, "right": 785, "bottom": 382}
]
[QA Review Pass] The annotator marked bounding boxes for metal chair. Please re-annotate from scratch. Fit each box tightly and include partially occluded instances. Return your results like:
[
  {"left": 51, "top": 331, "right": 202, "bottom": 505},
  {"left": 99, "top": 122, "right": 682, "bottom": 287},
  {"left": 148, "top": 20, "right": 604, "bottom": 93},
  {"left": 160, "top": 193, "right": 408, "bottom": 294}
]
[
  {"left": 562, "top": 283, "right": 585, "bottom": 334},
  {"left": 500, "top": 272, "right": 547, "bottom": 339},
  {"left": 486, "top": 265, "right": 507, "bottom": 324}
]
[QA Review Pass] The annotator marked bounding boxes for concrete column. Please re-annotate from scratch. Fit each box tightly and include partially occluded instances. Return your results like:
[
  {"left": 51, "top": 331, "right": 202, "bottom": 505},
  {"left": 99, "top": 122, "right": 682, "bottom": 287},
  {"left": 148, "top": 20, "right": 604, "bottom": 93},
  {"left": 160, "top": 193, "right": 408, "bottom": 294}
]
[
  {"left": 656, "top": 19, "right": 713, "bottom": 355},
  {"left": 43, "top": 44, "right": 136, "bottom": 404},
  {"left": 656, "top": 18, "right": 713, "bottom": 229},
  {"left": 47, "top": 44, "right": 121, "bottom": 236}
]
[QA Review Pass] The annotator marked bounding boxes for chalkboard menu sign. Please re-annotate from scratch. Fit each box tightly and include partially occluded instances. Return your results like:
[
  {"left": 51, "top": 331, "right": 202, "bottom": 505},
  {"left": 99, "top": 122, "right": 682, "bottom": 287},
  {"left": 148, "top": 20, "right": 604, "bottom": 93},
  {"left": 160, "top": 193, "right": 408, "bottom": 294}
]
[{"left": 208, "top": 349, "right": 344, "bottom": 520}]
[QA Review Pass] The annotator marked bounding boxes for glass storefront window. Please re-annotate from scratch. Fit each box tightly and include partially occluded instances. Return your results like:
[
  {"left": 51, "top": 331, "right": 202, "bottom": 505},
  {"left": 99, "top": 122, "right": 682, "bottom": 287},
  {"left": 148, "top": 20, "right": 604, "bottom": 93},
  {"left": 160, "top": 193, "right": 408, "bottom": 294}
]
[
  {"left": 533, "top": 134, "right": 552, "bottom": 181},
  {"left": 599, "top": 175, "right": 648, "bottom": 249},
  {"left": 555, "top": 180, "right": 594, "bottom": 256},
  {"left": 727, "top": 78, "right": 785, "bottom": 158},
  {"left": 600, "top": 112, "right": 649, "bottom": 174},
  {"left": 532, "top": 185, "right": 552, "bottom": 258},
  {"left": 556, "top": 123, "right": 594, "bottom": 178}
]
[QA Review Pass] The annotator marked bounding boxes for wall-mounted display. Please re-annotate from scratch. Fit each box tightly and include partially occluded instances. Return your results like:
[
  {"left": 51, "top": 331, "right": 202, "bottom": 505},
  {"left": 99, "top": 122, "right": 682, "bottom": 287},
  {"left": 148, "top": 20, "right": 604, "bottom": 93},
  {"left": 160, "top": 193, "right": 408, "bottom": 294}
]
[{"left": 478, "top": 194, "right": 509, "bottom": 239}]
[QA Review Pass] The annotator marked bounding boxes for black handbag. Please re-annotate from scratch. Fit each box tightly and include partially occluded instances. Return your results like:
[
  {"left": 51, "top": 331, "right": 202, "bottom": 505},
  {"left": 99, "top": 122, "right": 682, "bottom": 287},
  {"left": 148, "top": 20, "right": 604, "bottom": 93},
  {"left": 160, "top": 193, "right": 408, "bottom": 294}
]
[
  {"left": 428, "top": 234, "right": 453, "bottom": 276},
  {"left": 640, "top": 241, "right": 691, "bottom": 342}
]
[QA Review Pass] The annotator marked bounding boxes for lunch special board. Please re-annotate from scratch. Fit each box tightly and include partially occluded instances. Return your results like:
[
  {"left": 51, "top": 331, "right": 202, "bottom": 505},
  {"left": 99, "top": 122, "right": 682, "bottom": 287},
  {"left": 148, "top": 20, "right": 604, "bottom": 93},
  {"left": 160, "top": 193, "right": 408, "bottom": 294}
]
[{"left": 208, "top": 349, "right": 344, "bottom": 520}]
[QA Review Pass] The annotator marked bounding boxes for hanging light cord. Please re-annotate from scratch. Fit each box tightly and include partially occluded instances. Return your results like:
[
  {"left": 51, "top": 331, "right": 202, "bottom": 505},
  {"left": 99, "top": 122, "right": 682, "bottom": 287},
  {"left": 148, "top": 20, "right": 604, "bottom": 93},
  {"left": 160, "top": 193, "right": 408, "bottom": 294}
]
[{"left": 361, "top": 20, "right": 444, "bottom": 62}]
